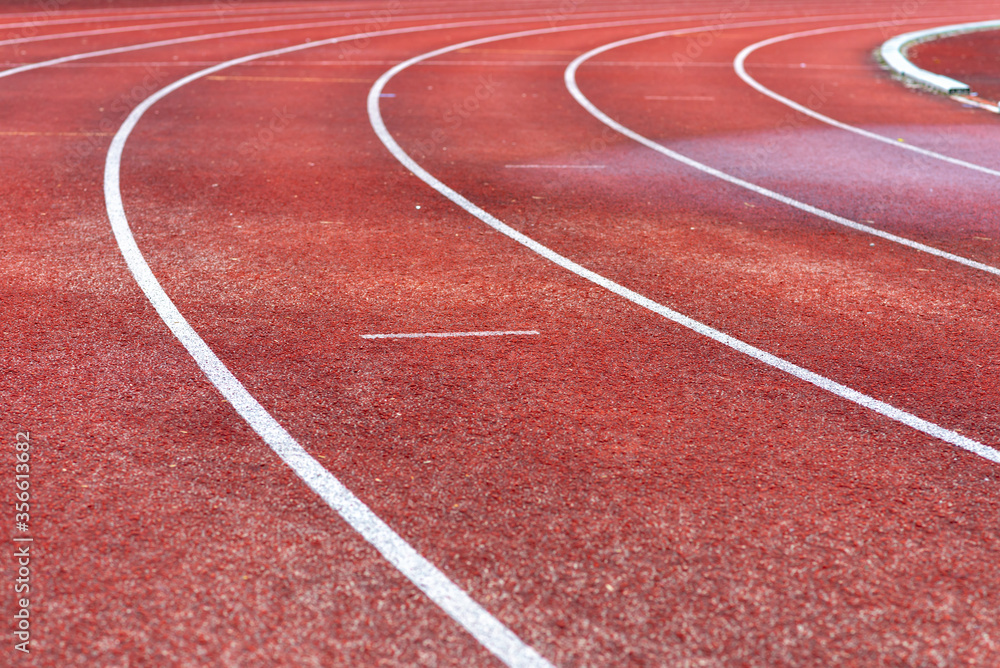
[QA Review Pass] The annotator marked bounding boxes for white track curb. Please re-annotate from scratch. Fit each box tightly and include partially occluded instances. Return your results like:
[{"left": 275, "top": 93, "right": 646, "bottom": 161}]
[{"left": 880, "top": 19, "right": 1000, "bottom": 95}]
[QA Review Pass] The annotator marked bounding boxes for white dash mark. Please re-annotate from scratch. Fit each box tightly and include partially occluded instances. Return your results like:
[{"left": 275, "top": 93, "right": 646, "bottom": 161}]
[
  {"left": 362, "top": 330, "right": 540, "bottom": 340},
  {"left": 644, "top": 95, "right": 715, "bottom": 100},
  {"left": 504, "top": 164, "right": 605, "bottom": 169}
]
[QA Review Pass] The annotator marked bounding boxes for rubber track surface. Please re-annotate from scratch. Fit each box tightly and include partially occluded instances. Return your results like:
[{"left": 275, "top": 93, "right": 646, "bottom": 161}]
[{"left": 3, "top": 0, "right": 1000, "bottom": 665}]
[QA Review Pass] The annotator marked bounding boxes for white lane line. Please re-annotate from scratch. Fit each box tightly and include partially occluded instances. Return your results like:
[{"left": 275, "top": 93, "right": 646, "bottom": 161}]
[
  {"left": 0, "top": 8, "right": 598, "bottom": 67},
  {"left": 645, "top": 95, "right": 715, "bottom": 100},
  {"left": 362, "top": 330, "right": 540, "bottom": 339},
  {"left": 505, "top": 164, "right": 605, "bottom": 169},
  {"left": 100, "top": 20, "right": 572, "bottom": 668},
  {"left": 733, "top": 20, "right": 1000, "bottom": 178},
  {"left": 566, "top": 29, "right": 1000, "bottom": 277},
  {"left": 369, "top": 25, "right": 1000, "bottom": 467},
  {"left": 952, "top": 94, "right": 1000, "bottom": 113}
]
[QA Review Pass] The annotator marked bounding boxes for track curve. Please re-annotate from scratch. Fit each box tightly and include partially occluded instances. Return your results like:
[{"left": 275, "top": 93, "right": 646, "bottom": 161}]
[{"left": 5, "top": 0, "right": 1000, "bottom": 665}]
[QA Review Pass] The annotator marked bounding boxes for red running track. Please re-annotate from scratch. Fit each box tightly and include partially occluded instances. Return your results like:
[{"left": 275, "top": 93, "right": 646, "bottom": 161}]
[{"left": 3, "top": 0, "right": 1000, "bottom": 665}]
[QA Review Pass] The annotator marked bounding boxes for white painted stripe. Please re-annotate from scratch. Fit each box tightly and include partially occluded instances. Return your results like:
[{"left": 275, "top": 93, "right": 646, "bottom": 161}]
[
  {"left": 505, "top": 164, "right": 605, "bottom": 169},
  {"left": 733, "top": 20, "right": 1000, "bottom": 178},
  {"left": 880, "top": 20, "right": 1000, "bottom": 94},
  {"left": 100, "top": 21, "right": 562, "bottom": 668},
  {"left": 362, "top": 330, "right": 540, "bottom": 339},
  {"left": 1, "top": 10, "right": 599, "bottom": 78},
  {"left": 567, "top": 29, "right": 1000, "bottom": 277},
  {"left": 644, "top": 95, "right": 715, "bottom": 100},
  {"left": 951, "top": 94, "right": 1000, "bottom": 113},
  {"left": 369, "top": 25, "right": 1000, "bottom": 466}
]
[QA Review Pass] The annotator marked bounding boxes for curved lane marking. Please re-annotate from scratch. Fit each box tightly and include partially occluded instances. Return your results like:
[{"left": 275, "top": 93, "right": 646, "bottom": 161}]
[
  {"left": 370, "top": 24, "right": 1000, "bottom": 466},
  {"left": 734, "top": 20, "right": 1000, "bottom": 177},
  {"left": 566, "top": 29, "right": 1000, "bottom": 277}
]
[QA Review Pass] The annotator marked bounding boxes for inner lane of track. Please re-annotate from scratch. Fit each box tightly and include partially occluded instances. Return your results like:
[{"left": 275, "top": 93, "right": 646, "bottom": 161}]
[{"left": 5, "top": 1, "right": 1000, "bottom": 665}]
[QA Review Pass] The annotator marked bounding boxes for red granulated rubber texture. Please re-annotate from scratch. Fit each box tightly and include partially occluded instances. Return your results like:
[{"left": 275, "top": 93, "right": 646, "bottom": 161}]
[{"left": 3, "top": 1, "right": 1000, "bottom": 666}]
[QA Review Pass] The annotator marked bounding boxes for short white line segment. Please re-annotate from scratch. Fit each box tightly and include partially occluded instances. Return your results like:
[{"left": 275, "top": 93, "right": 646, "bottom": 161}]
[
  {"left": 644, "top": 95, "right": 715, "bottom": 100},
  {"left": 369, "top": 24, "right": 1000, "bottom": 467},
  {"left": 363, "top": 330, "right": 540, "bottom": 339},
  {"left": 951, "top": 94, "right": 1000, "bottom": 113},
  {"left": 505, "top": 164, "right": 605, "bottom": 169}
]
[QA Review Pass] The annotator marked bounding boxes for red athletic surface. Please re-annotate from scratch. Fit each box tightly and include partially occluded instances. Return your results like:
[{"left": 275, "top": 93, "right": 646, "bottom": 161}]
[{"left": 3, "top": 1, "right": 1000, "bottom": 665}]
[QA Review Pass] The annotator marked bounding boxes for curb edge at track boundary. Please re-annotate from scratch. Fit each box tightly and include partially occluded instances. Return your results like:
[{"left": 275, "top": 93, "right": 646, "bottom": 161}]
[{"left": 880, "top": 19, "right": 1000, "bottom": 95}]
